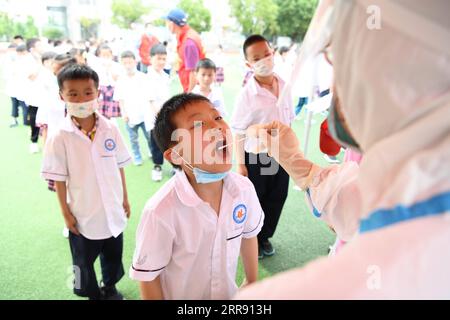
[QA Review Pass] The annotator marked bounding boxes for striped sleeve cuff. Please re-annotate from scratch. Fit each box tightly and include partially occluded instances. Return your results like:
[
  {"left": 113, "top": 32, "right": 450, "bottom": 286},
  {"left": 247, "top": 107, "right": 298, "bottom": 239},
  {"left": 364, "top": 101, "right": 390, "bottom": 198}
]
[
  {"left": 129, "top": 264, "right": 165, "bottom": 282},
  {"left": 41, "top": 171, "right": 68, "bottom": 182}
]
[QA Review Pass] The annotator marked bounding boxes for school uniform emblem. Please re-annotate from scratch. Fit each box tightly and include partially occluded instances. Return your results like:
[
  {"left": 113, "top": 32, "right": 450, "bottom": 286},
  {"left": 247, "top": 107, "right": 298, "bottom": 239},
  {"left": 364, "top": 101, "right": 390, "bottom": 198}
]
[
  {"left": 104, "top": 139, "right": 116, "bottom": 151},
  {"left": 233, "top": 204, "right": 247, "bottom": 224}
]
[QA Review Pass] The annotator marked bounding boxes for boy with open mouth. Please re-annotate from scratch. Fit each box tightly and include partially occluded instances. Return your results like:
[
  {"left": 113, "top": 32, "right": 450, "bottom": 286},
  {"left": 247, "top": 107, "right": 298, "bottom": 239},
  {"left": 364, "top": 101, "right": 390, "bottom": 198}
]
[{"left": 129, "top": 93, "right": 265, "bottom": 299}]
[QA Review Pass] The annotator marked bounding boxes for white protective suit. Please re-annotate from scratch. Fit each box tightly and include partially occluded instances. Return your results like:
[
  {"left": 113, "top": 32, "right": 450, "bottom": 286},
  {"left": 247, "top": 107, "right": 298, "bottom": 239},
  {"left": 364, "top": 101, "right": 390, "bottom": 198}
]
[{"left": 237, "top": 0, "right": 450, "bottom": 299}]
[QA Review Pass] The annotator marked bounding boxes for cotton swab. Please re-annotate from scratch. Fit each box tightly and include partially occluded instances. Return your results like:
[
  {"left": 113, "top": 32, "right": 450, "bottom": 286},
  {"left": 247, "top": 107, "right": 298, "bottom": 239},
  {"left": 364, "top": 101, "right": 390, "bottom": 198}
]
[{"left": 217, "top": 136, "right": 247, "bottom": 150}]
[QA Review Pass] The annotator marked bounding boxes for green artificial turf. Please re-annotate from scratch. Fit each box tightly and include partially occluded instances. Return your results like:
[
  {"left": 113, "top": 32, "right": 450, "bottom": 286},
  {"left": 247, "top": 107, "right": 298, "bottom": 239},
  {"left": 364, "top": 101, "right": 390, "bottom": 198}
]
[{"left": 0, "top": 54, "right": 336, "bottom": 299}]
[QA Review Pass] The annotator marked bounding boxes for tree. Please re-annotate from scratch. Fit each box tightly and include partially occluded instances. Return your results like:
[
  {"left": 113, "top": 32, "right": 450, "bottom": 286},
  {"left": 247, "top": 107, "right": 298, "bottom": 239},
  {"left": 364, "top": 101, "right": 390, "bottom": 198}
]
[
  {"left": 80, "top": 17, "right": 100, "bottom": 40},
  {"left": 0, "top": 13, "right": 38, "bottom": 40},
  {"left": 0, "top": 12, "right": 14, "bottom": 40},
  {"left": 42, "top": 26, "right": 64, "bottom": 40},
  {"left": 16, "top": 16, "right": 39, "bottom": 39},
  {"left": 229, "top": 0, "right": 279, "bottom": 38},
  {"left": 276, "top": 0, "right": 318, "bottom": 41},
  {"left": 111, "top": 0, "right": 150, "bottom": 29},
  {"left": 178, "top": 0, "right": 211, "bottom": 33}
]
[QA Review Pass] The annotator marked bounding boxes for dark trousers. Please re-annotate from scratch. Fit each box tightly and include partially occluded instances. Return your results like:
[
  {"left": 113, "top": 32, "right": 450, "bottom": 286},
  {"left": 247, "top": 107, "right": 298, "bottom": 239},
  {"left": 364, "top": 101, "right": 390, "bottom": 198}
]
[
  {"left": 150, "top": 130, "right": 163, "bottom": 166},
  {"left": 28, "top": 106, "right": 39, "bottom": 143},
  {"left": 245, "top": 152, "right": 289, "bottom": 242},
  {"left": 11, "top": 98, "right": 29, "bottom": 125},
  {"left": 138, "top": 62, "right": 148, "bottom": 73},
  {"left": 69, "top": 232, "right": 125, "bottom": 299}
]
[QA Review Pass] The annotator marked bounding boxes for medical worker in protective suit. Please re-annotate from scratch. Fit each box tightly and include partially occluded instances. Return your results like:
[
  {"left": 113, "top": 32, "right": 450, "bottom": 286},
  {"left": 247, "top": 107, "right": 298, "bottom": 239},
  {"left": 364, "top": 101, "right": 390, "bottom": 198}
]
[{"left": 236, "top": 0, "right": 450, "bottom": 299}]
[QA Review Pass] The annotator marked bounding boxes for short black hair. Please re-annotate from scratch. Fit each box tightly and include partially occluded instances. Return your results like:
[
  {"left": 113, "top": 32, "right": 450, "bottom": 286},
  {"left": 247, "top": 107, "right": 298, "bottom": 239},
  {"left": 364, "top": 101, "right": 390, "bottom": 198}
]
[
  {"left": 41, "top": 51, "right": 57, "bottom": 64},
  {"left": 243, "top": 34, "right": 270, "bottom": 58},
  {"left": 195, "top": 58, "right": 216, "bottom": 72},
  {"left": 120, "top": 50, "right": 136, "bottom": 60},
  {"left": 154, "top": 93, "right": 210, "bottom": 166},
  {"left": 16, "top": 44, "right": 27, "bottom": 53},
  {"left": 54, "top": 52, "right": 77, "bottom": 65},
  {"left": 13, "top": 35, "right": 24, "bottom": 40},
  {"left": 150, "top": 43, "right": 167, "bottom": 57},
  {"left": 57, "top": 64, "right": 99, "bottom": 91},
  {"left": 69, "top": 47, "right": 86, "bottom": 57},
  {"left": 26, "top": 38, "right": 40, "bottom": 51}
]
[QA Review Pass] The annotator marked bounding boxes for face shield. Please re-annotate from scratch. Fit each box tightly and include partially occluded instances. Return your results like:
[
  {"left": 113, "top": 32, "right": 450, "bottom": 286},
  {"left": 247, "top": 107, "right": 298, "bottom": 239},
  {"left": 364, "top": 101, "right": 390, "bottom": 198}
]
[{"left": 287, "top": 0, "right": 450, "bottom": 153}]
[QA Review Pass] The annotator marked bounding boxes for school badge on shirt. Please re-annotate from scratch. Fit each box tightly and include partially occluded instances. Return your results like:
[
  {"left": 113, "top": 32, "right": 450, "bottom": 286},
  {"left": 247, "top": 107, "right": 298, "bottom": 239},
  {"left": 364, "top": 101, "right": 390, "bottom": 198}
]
[
  {"left": 233, "top": 204, "right": 247, "bottom": 224},
  {"left": 104, "top": 138, "right": 116, "bottom": 151}
]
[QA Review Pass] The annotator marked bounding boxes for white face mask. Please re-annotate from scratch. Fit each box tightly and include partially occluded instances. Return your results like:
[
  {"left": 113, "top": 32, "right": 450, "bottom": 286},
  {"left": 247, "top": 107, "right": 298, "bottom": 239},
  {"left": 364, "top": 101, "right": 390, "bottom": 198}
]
[
  {"left": 66, "top": 99, "right": 99, "bottom": 118},
  {"left": 252, "top": 54, "right": 274, "bottom": 77}
]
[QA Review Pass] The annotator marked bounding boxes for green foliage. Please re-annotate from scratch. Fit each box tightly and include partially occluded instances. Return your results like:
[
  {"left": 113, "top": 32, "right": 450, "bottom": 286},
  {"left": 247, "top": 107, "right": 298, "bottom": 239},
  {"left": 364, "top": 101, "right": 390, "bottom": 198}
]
[
  {"left": 111, "top": 0, "right": 150, "bottom": 29},
  {"left": 42, "top": 26, "right": 64, "bottom": 40},
  {"left": 0, "top": 13, "right": 39, "bottom": 40},
  {"left": 229, "top": 0, "right": 279, "bottom": 38},
  {"left": 230, "top": 0, "right": 318, "bottom": 41},
  {"left": 0, "top": 12, "right": 14, "bottom": 39},
  {"left": 178, "top": 0, "right": 211, "bottom": 33},
  {"left": 152, "top": 18, "right": 166, "bottom": 27},
  {"left": 79, "top": 17, "right": 100, "bottom": 40},
  {"left": 276, "top": 0, "right": 318, "bottom": 41}
]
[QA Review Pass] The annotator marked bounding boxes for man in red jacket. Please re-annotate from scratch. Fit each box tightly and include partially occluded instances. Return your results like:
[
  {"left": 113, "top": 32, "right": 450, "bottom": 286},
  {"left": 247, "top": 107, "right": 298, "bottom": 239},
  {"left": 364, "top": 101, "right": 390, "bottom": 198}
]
[
  {"left": 165, "top": 8, "right": 206, "bottom": 92},
  {"left": 138, "top": 23, "right": 160, "bottom": 73}
]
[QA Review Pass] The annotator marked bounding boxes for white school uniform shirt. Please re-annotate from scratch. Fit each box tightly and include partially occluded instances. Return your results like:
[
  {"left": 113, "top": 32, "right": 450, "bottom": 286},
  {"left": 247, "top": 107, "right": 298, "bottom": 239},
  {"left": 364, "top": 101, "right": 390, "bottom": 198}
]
[
  {"left": 36, "top": 74, "right": 66, "bottom": 137},
  {"left": 231, "top": 73, "right": 295, "bottom": 153},
  {"left": 114, "top": 71, "right": 152, "bottom": 127},
  {"left": 2, "top": 52, "right": 18, "bottom": 98},
  {"left": 145, "top": 68, "right": 170, "bottom": 131},
  {"left": 129, "top": 171, "right": 264, "bottom": 300},
  {"left": 24, "top": 55, "right": 44, "bottom": 108},
  {"left": 41, "top": 113, "right": 132, "bottom": 240},
  {"left": 13, "top": 53, "right": 37, "bottom": 103},
  {"left": 191, "top": 85, "right": 227, "bottom": 117}
]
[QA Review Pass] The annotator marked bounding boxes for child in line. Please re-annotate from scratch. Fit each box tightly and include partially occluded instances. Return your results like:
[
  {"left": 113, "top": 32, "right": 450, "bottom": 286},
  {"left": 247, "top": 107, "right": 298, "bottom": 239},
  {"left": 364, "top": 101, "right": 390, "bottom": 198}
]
[
  {"left": 37, "top": 53, "right": 78, "bottom": 238},
  {"left": 2, "top": 43, "right": 21, "bottom": 128},
  {"left": 24, "top": 38, "right": 45, "bottom": 154},
  {"left": 13, "top": 45, "right": 31, "bottom": 127},
  {"left": 231, "top": 34, "right": 295, "bottom": 259},
  {"left": 191, "top": 58, "right": 227, "bottom": 117},
  {"left": 114, "top": 51, "right": 154, "bottom": 169},
  {"left": 91, "top": 45, "right": 122, "bottom": 120},
  {"left": 130, "top": 93, "right": 264, "bottom": 299},
  {"left": 35, "top": 51, "right": 57, "bottom": 145},
  {"left": 145, "top": 44, "right": 171, "bottom": 181},
  {"left": 211, "top": 44, "right": 226, "bottom": 86},
  {"left": 41, "top": 64, "right": 132, "bottom": 300}
]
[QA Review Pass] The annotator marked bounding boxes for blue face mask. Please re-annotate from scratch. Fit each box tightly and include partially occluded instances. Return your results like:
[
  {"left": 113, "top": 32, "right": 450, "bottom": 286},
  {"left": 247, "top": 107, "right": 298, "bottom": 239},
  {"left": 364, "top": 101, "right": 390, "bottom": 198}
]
[
  {"left": 192, "top": 167, "right": 229, "bottom": 184},
  {"left": 327, "top": 97, "right": 362, "bottom": 153},
  {"left": 172, "top": 149, "right": 230, "bottom": 184}
]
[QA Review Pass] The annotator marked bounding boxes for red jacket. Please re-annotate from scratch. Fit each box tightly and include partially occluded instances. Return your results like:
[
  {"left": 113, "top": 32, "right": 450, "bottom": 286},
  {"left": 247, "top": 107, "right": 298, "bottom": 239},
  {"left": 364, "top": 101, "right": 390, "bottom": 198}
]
[{"left": 139, "top": 34, "right": 159, "bottom": 66}]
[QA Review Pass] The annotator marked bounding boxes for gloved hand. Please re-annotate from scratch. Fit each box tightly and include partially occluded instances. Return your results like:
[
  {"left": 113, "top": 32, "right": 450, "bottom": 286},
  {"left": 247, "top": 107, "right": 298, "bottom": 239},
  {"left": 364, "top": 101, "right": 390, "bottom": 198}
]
[{"left": 246, "top": 121, "right": 320, "bottom": 190}]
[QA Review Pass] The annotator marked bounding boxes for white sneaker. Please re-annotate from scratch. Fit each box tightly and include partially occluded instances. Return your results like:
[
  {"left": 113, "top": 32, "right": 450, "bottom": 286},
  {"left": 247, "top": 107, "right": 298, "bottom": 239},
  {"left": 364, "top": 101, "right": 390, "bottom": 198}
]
[
  {"left": 152, "top": 166, "right": 163, "bottom": 182},
  {"left": 29, "top": 143, "right": 39, "bottom": 154},
  {"left": 62, "top": 227, "right": 69, "bottom": 238}
]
